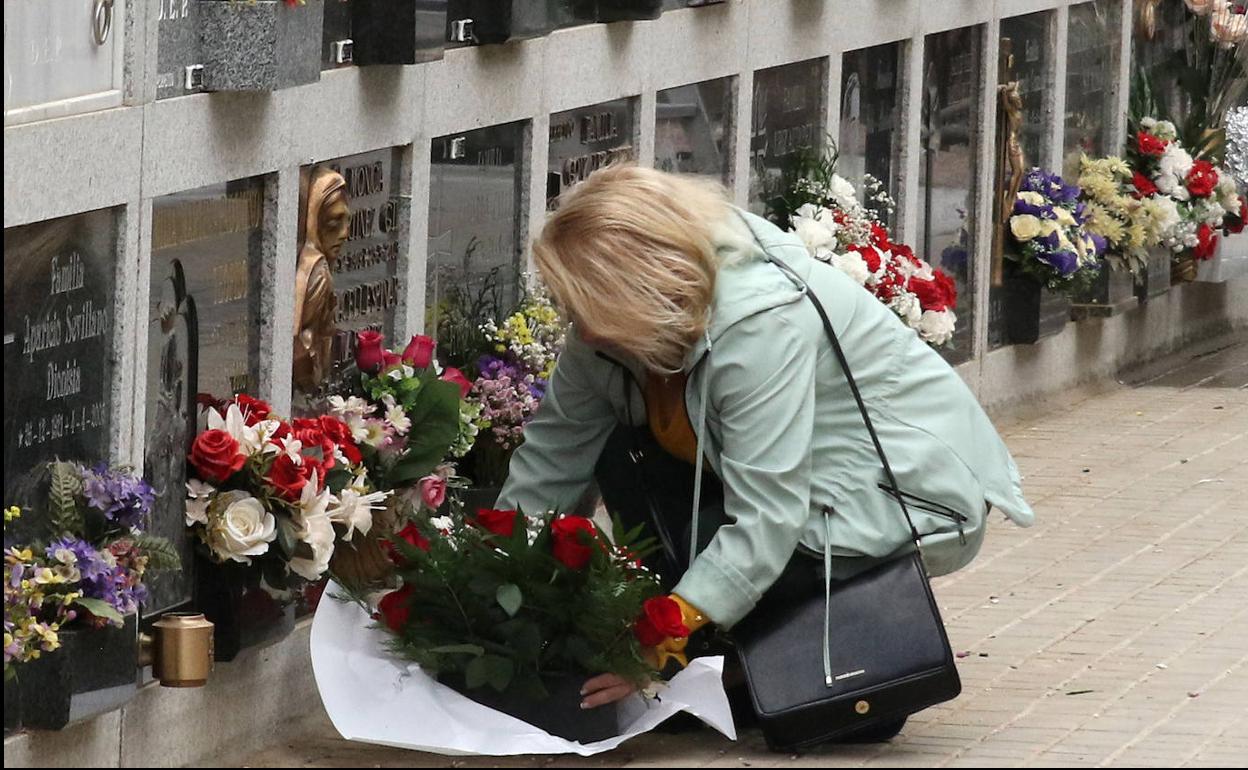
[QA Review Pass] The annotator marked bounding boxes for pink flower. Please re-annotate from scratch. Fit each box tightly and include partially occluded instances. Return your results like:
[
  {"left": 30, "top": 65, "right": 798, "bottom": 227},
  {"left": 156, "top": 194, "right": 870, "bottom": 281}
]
[{"left": 418, "top": 475, "right": 447, "bottom": 511}]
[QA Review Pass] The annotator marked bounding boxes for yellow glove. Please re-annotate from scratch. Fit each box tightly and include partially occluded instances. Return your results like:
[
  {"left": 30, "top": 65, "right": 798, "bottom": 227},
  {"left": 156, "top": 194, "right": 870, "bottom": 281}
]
[{"left": 648, "top": 594, "right": 710, "bottom": 670}]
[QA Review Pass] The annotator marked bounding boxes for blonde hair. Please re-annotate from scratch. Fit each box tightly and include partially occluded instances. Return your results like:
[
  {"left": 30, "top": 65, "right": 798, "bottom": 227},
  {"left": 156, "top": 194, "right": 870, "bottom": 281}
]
[{"left": 533, "top": 165, "right": 730, "bottom": 373}]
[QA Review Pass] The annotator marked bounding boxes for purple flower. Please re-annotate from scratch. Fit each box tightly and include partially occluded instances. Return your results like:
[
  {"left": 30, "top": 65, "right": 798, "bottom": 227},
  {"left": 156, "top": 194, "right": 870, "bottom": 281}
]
[
  {"left": 81, "top": 464, "right": 154, "bottom": 531},
  {"left": 1040, "top": 250, "right": 1080, "bottom": 276},
  {"left": 1040, "top": 231, "right": 1062, "bottom": 251},
  {"left": 46, "top": 537, "right": 112, "bottom": 582},
  {"left": 1088, "top": 233, "right": 1107, "bottom": 256},
  {"left": 1056, "top": 182, "right": 1081, "bottom": 205},
  {"left": 1013, "top": 198, "right": 1049, "bottom": 218},
  {"left": 1021, "top": 168, "right": 1050, "bottom": 194}
]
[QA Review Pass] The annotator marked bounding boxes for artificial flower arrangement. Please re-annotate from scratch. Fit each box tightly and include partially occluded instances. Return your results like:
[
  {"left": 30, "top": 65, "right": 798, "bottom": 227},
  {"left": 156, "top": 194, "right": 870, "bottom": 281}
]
[
  {"left": 771, "top": 143, "right": 959, "bottom": 348},
  {"left": 1127, "top": 116, "right": 1244, "bottom": 265},
  {"left": 458, "top": 289, "right": 567, "bottom": 488},
  {"left": 363, "top": 506, "right": 680, "bottom": 742},
  {"left": 1005, "top": 167, "right": 1106, "bottom": 291},
  {"left": 1076, "top": 155, "right": 1171, "bottom": 276},
  {"left": 4, "top": 464, "right": 179, "bottom": 678},
  {"left": 185, "top": 393, "right": 388, "bottom": 585}
]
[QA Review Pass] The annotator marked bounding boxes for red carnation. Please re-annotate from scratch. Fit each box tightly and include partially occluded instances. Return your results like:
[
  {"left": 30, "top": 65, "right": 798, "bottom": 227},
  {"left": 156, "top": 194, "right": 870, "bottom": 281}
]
[
  {"left": 849, "top": 243, "right": 882, "bottom": 274},
  {"left": 401, "top": 334, "right": 436, "bottom": 369},
  {"left": 1227, "top": 197, "right": 1247, "bottom": 235},
  {"left": 232, "top": 394, "right": 272, "bottom": 425},
  {"left": 551, "top": 516, "right": 596, "bottom": 570},
  {"left": 1185, "top": 160, "right": 1219, "bottom": 199},
  {"left": 317, "top": 415, "right": 362, "bottom": 465},
  {"left": 1194, "top": 223, "right": 1219, "bottom": 261},
  {"left": 188, "top": 429, "right": 246, "bottom": 483},
  {"left": 1136, "top": 130, "right": 1168, "bottom": 157},
  {"left": 911, "top": 270, "right": 958, "bottom": 312},
  {"left": 473, "top": 508, "right": 518, "bottom": 538},
  {"left": 355, "top": 330, "right": 386, "bottom": 374},
  {"left": 869, "top": 222, "right": 891, "bottom": 250},
  {"left": 378, "top": 585, "right": 413, "bottom": 632},
  {"left": 266, "top": 452, "right": 322, "bottom": 502},
  {"left": 1131, "top": 171, "right": 1159, "bottom": 199},
  {"left": 382, "top": 522, "right": 431, "bottom": 565}
]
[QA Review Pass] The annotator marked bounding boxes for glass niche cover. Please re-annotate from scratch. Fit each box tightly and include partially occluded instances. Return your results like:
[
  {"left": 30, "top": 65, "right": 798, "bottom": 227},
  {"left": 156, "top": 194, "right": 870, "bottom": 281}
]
[
  {"left": 3, "top": 208, "right": 119, "bottom": 542},
  {"left": 749, "top": 58, "right": 827, "bottom": 214},
  {"left": 1064, "top": 0, "right": 1122, "bottom": 178},
  {"left": 655, "top": 77, "right": 734, "bottom": 184},
  {"left": 840, "top": 42, "right": 904, "bottom": 226},
  {"left": 145, "top": 177, "right": 265, "bottom": 612},
  {"left": 918, "top": 26, "right": 982, "bottom": 365},
  {"left": 294, "top": 148, "right": 408, "bottom": 404},
  {"left": 427, "top": 122, "right": 527, "bottom": 364},
  {"left": 548, "top": 97, "right": 637, "bottom": 209}
]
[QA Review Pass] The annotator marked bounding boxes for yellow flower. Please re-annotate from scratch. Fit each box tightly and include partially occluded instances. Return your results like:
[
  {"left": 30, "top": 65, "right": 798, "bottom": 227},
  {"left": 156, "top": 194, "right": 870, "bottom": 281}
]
[
  {"left": 1055, "top": 207, "right": 1077, "bottom": 227},
  {"left": 4, "top": 505, "right": 20, "bottom": 522},
  {"left": 1010, "top": 215, "right": 1043, "bottom": 241},
  {"left": 1017, "top": 191, "right": 1046, "bottom": 207}
]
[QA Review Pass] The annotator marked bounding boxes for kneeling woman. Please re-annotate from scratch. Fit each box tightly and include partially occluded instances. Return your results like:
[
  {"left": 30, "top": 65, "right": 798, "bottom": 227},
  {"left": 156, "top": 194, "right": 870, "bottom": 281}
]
[{"left": 496, "top": 165, "right": 1034, "bottom": 736}]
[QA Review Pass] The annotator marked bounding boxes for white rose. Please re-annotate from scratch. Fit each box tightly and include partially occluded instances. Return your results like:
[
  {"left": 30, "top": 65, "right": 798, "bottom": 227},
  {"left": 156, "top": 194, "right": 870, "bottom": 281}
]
[
  {"left": 828, "top": 174, "right": 858, "bottom": 207},
  {"left": 208, "top": 494, "right": 276, "bottom": 564},
  {"left": 830, "top": 251, "right": 872, "bottom": 285},
  {"left": 1159, "top": 144, "right": 1194, "bottom": 181},
  {"left": 917, "top": 309, "right": 957, "bottom": 346}
]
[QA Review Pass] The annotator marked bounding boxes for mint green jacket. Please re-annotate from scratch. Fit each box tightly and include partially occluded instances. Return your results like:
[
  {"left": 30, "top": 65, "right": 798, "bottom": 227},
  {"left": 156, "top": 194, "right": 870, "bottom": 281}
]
[{"left": 500, "top": 211, "right": 1034, "bottom": 628}]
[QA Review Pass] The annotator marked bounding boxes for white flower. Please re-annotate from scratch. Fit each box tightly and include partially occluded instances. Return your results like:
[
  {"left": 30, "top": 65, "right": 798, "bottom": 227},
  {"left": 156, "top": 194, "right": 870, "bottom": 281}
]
[
  {"left": 1159, "top": 144, "right": 1195, "bottom": 184},
  {"left": 345, "top": 414, "right": 370, "bottom": 444},
  {"left": 288, "top": 472, "right": 336, "bottom": 580},
  {"left": 1140, "top": 116, "right": 1157, "bottom": 130},
  {"left": 828, "top": 174, "right": 858, "bottom": 208},
  {"left": 327, "top": 476, "right": 390, "bottom": 542},
  {"left": 206, "top": 403, "right": 267, "bottom": 455},
  {"left": 185, "top": 479, "right": 217, "bottom": 526},
  {"left": 429, "top": 515, "right": 455, "bottom": 533},
  {"left": 1152, "top": 119, "right": 1178, "bottom": 141},
  {"left": 328, "top": 395, "right": 375, "bottom": 420},
  {"left": 382, "top": 394, "right": 411, "bottom": 435},
  {"left": 359, "top": 418, "right": 390, "bottom": 448},
  {"left": 276, "top": 437, "right": 304, "bottom": 466},
  {"left": 889, "top": 292, "right": 924, "bottom": 328},
  {"left": 830, "top": 251, "right": 872, "bottom": 285},
  {"left": 207, "top": 493, "right": 276, "bottom": 564},
  {"left": 793, "top": 215, "right": 836, "bottom": 255},
  {"left": 386, "top": 364, "right": 417, "bottom": 382}
]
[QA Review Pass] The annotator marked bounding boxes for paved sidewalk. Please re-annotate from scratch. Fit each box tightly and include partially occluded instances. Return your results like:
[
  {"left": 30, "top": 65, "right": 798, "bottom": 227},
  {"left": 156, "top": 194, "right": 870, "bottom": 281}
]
[{"left": 230, "top": 336, "right": 1248, "bottom": 769}]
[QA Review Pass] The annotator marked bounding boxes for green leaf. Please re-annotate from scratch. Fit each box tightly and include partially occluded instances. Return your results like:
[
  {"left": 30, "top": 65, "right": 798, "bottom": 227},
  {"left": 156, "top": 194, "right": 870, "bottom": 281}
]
[
  {"left": 428, "top": 644, "right": 485, "bottom": 656},
  {"left": 496, "top": 583, "right": 522, "bottom": 618},
  {"left": 47, "top": 461, "right": 84, "bottom": 537},
  {"left": 386, "top": 379, "right": 462, "bottom": 484},
  {"left": 129, "top": 534, "right": 182, "bottom": 572},
  {"left": 464, "top": 655, "right": 490, "bottom": 689},
  {"left": 275, "top": 519, "right": 299, "bottom": 559},
  {"left": 74, "top": 597, "right": 124, "bottom": 624}
]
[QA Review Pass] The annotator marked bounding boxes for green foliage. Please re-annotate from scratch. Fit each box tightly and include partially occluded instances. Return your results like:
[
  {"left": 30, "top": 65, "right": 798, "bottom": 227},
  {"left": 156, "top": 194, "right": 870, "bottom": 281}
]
[
  {"left": 379, "top": 510, "right": 665, "bottom": 697},
  {"left": 73, "top": 596, "right": 124, "bottom": 624},
  {"left": 128, "top": 534, "right": 182, "bottom": 572},
  {"left": 46, "top": 461, "right": 84, "bottom": 538},
  {"left": 763, "top": 136, "right": 842, "bottom": 230}
]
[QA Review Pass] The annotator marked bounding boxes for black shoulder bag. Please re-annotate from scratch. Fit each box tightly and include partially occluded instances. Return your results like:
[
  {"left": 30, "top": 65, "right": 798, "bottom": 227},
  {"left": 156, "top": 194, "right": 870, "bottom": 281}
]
[{"left": 726, "top": 220, "right": 962, "bottom": 751}]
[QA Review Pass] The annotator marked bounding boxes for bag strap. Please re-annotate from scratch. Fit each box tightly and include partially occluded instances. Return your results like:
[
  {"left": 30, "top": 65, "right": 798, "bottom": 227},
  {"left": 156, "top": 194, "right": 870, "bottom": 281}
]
[{"left": 735, "top": 213, "right": 923, "bottom": 548}]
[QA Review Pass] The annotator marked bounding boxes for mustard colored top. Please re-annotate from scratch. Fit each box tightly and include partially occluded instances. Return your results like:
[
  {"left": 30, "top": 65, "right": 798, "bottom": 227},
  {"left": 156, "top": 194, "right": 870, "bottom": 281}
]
[{"left": 644, "top": 372, "right": 699, "bottom": 466}]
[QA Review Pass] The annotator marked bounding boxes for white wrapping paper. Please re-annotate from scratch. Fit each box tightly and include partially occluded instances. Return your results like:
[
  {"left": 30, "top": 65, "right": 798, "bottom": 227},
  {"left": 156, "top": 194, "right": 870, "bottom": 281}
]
[{"left": 310, "top": 582, "right": 738, "bottom": 757}]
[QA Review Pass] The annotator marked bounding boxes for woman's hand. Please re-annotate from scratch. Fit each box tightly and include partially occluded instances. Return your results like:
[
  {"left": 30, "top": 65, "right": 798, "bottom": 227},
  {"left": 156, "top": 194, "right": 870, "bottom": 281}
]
[{"left": 580, "top": 673, "right": 639, "bottom": 709}]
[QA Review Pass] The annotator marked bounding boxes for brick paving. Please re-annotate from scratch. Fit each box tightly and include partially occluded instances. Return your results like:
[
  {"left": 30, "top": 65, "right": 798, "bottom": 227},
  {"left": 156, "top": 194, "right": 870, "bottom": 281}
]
[{"left": 228, "top": 335, "right": 1248, "bottom": 769}]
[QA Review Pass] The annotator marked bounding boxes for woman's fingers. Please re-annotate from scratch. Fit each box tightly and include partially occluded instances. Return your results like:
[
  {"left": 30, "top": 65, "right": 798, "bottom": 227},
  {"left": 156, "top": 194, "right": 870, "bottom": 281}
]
[{"left": 580, "top": 673, "right": 637, "bottom": 709}]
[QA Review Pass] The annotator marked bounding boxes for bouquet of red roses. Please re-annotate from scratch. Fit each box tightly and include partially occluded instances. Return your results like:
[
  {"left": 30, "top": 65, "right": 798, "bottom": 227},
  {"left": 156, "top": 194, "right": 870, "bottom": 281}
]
[
  {"left": 369, "top": 506, "right": 682, "bottom": 738},
  {"left": 185, "top": 394, "right": 389, "bottom": 585}
]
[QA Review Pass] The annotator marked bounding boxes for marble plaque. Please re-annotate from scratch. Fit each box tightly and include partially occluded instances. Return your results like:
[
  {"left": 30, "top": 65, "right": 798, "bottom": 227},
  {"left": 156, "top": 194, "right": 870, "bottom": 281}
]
[
  {"left": 749, "top": 58, "right": 827, "bottom": 213},
  {"left": 156, "top": 0, "right": 204, "bottom": 99},
  {"left": 4, "top": 0, "right": 125, "bottom": 124},
  {"left": 3, "top": 209, "right": 118, "bottom": 544},
  {"left": 548, "top": 97, "right": 638, "bottom": 209},
  {"left": 655, "top": 77, "right": 734, "bottom": 184},
  {"left": 322, "top": 0, "right": 353, "bottom": 69}
]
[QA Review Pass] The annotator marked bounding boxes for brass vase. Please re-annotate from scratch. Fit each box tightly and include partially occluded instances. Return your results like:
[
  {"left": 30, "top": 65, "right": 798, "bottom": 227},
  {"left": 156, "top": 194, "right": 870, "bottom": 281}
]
[{"left": 1172, "top": 255, "right": 1198, "bottom": 284}]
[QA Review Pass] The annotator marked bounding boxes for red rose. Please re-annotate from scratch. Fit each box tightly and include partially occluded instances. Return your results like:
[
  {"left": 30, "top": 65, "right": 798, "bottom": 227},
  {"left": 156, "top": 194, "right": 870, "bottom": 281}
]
[
  {"left": 551, "top": 516, "right": 596, "bottom": 570},
  {"left": 188, "top": 429, "right": 246, "bottom": 483},
  {"left": 1131, "top": 171, "right": 1159, "bottom": 199},
  {"left": 355, "top": 330, "right": 386, "bottom": 374},
  {"left": 383, "top": 352, "right": 403, "bottom": 369},
  {"left": 378, "top": 585, "right": 413, "bottom": 631},
  {"left": 196, "top": 393, "right": 224, "bottom": 413},
  {"left": 642, "top": 596, "right": 690, "bottom": 639},
  {"left": 1136, "top": 130, "right": 1168, "bottom": 157},
  {"left": 232, "top": 394, "right": 272, "bottom": 425},
  {"left": 401, "top": 335, "right": 436, "bottom": 369},
  {"left": 440, "top": 367, "right": 473, "bottom": 399},
  {"left": 266, "top": 452, "right": 321, "bottom": 501},
  {"left": 317, "top": 415, "right": 362, "bottom": 465},
  {"left": 473, "top": 508, "right": 518, "bottom": 537},
  {"left": 382, "top": 523, "right": 430, "bottom": 564},
  {"left": 634, "top": 616, "right": 667, "bottom": 647},
  {"left": 1186, "top": 161, "right": 1219, "bottom": 199},
  {"left": 1194, "top": 223, "right": 1219, "bottom": 261}
]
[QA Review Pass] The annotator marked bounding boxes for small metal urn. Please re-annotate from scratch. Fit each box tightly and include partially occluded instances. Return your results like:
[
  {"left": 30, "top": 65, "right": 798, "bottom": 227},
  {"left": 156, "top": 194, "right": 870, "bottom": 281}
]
[{"left": 140, "top": 612, "right": 215, "bottom": 687}]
